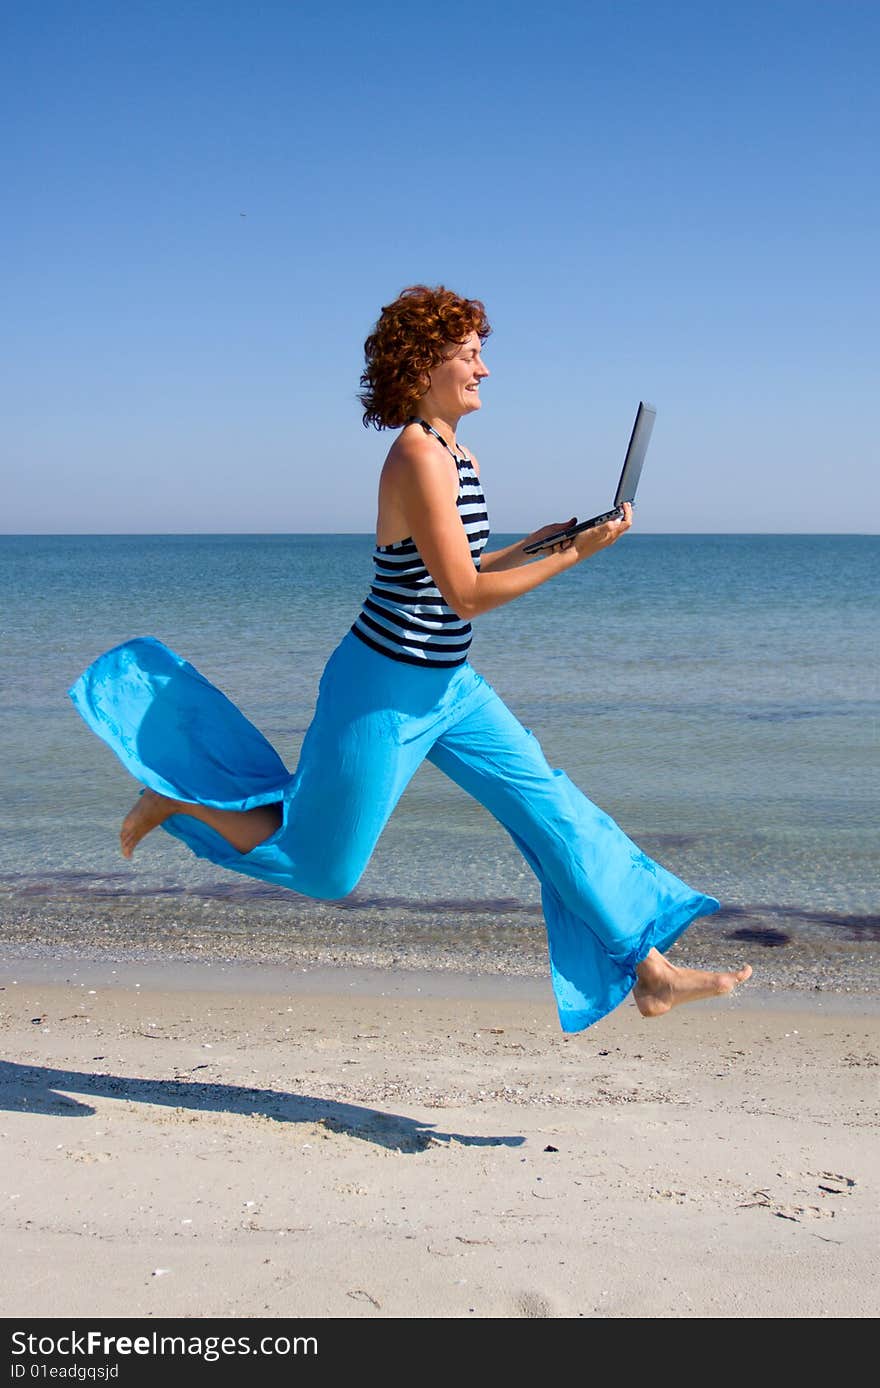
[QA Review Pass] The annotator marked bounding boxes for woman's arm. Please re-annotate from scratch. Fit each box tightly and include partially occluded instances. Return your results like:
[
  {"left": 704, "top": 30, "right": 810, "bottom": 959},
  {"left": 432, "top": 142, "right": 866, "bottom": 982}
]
[
  {"left": 480, "top": 520, "right": 577, "bottom": 573},
  {"left": 395, "top": 436, "right": 630, "bottom": 621}
]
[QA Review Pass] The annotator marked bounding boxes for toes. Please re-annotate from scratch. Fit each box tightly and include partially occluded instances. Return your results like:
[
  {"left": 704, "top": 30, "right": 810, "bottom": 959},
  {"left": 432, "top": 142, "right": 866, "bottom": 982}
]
[{"left": 719, "top": 964, "right": 752, "bottom": 995}]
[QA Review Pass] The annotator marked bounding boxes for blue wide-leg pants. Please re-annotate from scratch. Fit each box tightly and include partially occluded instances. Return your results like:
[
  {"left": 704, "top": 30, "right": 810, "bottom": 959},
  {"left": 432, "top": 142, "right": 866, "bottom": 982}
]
[{"left": 69, "top": 630, "right": 719, "bottom": 1032}]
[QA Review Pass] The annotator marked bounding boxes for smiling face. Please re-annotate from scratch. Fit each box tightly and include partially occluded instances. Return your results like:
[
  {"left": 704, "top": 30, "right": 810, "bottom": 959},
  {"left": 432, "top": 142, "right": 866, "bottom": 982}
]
[{"left": 421, "top": 331, "right": 490, "bottom": 421}]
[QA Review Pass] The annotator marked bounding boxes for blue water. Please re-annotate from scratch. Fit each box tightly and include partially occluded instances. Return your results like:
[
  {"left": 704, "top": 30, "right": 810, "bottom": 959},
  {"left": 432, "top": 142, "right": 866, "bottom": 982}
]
[{"left": 1, "top": 534, "right": 877, "bottom": 929}]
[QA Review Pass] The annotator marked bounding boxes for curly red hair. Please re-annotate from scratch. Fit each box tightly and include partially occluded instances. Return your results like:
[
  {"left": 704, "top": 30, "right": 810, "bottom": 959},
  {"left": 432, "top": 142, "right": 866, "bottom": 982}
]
[{"left": 359, "top": 285, "right": 491, "bottom": 430}]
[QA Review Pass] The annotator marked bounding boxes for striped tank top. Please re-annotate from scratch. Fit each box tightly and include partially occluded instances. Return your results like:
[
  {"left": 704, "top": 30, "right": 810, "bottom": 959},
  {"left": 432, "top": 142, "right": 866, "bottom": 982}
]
[{"left": 351, "top": 419, "right": 490, "bottom": 668}]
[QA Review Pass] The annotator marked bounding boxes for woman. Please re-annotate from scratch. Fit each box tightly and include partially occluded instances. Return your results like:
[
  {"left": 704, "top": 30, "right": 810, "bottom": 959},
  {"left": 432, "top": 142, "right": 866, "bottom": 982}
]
[{"left": 69, "top": 285, "right": 750, "bottom": 1032}]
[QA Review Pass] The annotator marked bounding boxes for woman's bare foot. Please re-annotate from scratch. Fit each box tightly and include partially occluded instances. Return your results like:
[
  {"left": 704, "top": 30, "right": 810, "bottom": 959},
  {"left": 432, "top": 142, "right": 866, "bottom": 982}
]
[
  {"left": 633, "top": 947, "right": 752, "bottom": 1018},
  {"left": 120, "top": 789, "right": 181, "bottom": 859}
]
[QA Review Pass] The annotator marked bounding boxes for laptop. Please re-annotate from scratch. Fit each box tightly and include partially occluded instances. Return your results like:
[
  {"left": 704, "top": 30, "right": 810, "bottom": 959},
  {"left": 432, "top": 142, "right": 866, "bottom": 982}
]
[{"left": 522, "top": 402, "right": 656, "bottom": 555}]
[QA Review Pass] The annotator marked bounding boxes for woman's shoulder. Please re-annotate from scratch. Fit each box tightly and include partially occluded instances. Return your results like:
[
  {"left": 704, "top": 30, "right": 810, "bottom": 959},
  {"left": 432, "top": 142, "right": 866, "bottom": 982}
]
[
  {"left": 388, "top": 423, "right": 481, "bottom": 478},
  {"left": 386, "top": 420, "right": 435, "bottom": 458},
  {"left": 384, "top": 423, "right": 451, "bottom": 477},
  {"left": 380, "top": 426, "right": 459, "bottom": 506}
]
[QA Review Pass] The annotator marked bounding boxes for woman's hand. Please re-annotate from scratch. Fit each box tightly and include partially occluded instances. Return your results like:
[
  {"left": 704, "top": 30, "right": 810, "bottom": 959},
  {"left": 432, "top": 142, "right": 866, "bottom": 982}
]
[
  {"left": 523, "top": 505, "right": 634, "bottom": 563},
  {"left": 566, "top": 503, "right": 633, "bottom": 564},
  {"left": 523, "top": 518, "right": 578, "bottom": 556},
  {"left": 555, "top": 502, "right": 630, "bottom": 566}
]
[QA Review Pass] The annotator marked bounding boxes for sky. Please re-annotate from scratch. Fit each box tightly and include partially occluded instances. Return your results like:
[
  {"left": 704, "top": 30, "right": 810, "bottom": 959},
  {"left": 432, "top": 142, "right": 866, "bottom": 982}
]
[{"left": 2, "top": 0, "right": 878, "bottom": 534}]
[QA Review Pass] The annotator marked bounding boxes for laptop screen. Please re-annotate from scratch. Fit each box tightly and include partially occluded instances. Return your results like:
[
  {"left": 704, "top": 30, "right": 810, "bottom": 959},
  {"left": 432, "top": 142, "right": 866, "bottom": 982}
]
[{"left": 614, "top": 402, "right": 656, "bottom": 507}]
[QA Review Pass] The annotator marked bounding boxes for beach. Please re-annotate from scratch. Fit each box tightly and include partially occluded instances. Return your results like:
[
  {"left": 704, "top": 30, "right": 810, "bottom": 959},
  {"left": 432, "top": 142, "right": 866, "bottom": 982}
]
[
  {"left": 2, "top": 948, "right": 878, "bottom": 1320},
  {"left": 2, "top": 531, "right": 877, "bottom": 1319}
]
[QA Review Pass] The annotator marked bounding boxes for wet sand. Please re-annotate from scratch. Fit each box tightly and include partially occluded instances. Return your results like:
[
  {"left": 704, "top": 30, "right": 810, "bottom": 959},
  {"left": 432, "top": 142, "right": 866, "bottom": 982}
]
[
  {"left": 2, "top": 877, "right": 879, "bottom": 997},
  {"left": 1, "top": 950, "right": 878, "bottom": 1319}
]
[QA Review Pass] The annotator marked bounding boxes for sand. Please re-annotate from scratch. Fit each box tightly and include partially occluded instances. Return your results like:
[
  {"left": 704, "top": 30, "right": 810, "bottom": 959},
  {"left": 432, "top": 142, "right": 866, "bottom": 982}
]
[{"left": 1, "top": 953, "right": 877, "bottom": 1320}]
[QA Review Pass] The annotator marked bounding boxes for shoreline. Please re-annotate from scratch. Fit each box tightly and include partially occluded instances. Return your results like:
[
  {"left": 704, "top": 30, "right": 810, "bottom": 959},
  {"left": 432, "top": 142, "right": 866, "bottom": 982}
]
[{"left": 2, "top": 890, "right": 879, "bottom": 999}]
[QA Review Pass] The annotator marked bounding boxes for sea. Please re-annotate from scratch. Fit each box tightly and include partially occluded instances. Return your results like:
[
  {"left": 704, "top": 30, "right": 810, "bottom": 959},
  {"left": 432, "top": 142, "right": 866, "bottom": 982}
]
[{"left": 1, "top": 534, "right": 877, "bottom": 980}]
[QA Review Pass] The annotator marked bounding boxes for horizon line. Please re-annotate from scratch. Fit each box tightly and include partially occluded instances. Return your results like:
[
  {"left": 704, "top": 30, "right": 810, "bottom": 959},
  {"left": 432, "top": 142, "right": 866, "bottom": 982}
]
[{"left": 1, "top": 530, "right": 877, "bottom": 540}]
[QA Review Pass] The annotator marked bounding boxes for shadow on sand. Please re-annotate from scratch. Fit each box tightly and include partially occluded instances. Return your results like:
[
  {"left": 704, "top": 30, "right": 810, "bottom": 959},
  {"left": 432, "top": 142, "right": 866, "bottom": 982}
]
[{"left": 0, "top": 1061, "right": 524, "bottom": 1153}]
